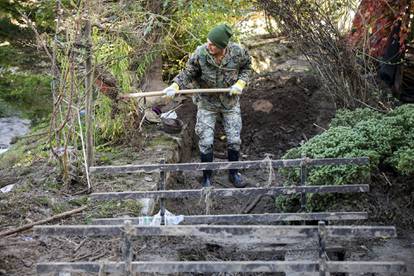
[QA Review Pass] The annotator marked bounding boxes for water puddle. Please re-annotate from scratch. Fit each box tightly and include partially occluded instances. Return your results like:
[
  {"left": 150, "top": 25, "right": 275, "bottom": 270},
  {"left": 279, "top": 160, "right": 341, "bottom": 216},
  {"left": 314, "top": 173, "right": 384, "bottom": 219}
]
[{"left": 0, "top": 117, "right": 31, "bottom": 154}]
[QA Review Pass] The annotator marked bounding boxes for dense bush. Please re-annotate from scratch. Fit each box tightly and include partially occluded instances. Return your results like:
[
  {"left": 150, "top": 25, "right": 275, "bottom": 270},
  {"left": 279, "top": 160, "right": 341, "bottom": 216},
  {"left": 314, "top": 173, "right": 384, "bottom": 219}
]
[{"left": 277, "top": 105, "right": 414, "bottom": 211}]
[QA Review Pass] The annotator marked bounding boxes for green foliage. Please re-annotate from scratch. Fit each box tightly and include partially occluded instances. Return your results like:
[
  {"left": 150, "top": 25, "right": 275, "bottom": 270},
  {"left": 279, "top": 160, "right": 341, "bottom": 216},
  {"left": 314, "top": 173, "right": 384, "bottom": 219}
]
[
  {"left": 34, "top": 196, "right": 51, "bottom": 207},
  {"left": 94, "top": 96, "right": 125, "bottom": 144},
  {"left": 176, "top": 0, "right": 252, "bottom": 48},
  {"left": 329, "top": 108, "right": 383, "bottom": 128},
  {"left": 281, "top": 126, "right": 375, "bottom": 186},
  {"left": 275, "top": 193, "right": 301, "bottom": 212},
  {"left": 1, "top": 41, "right": 51, "bottom": 121},
  {"left": 133, "top": 51, "right": 156, "bottom": 82},
  {"left": 355, "top": 118, "right": 404, "bottom": 156},
  {"left": 93, "top": 32, "right": 133, "bottom": 143},
  {"left": 0, "top": 44, "right": 21, "bottom": 66},
  {"left": 93, "top": 33, "right": 132, "bottom": 92},
  {"left": 0, "top": 70, "right": 51, "bottom": 122},
  {"left": 93, "top": 200, "right": 142, "bottom": 218},
  {"left": 51, "top": 202, "right": 67, "bottom": 214},
  {"left": 387, "top": 104, "right": 414, "bottom": 129},
  {"left": 44, "top": 181, "right": 63, "bottom": 192},
  {"left": 277, "top": 105, "right": 414, "bottom": 211},
  {"left": 0, "top": 0, "right": 74, "bottom": 34},
  {"left": 68, "top": 196, "right": 89, "bottom": 207},
  {"left": 0, "top": 121, "right": 49, "bottom": 170},
  {"left": 384, "top": 105, "right": 414, "bottom": 174},
  {"left": 0, "top": 98, "right": 15, "bottom": 117},
  {"left": 29, "top": 0, "right": 57, "bottom": 31},
  {"left": 388, "top": 145, "right": 414, "bottom": 175},
  {"left": 0, "top": 71, "right": 49, "bottom": 100},
  {"left": 163, "top": 0, "right": 254, "bottom": 80}
]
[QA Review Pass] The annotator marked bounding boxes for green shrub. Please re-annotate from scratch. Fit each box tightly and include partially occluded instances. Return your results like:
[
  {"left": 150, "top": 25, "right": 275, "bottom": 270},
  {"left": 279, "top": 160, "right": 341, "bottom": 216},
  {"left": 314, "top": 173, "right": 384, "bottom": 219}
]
[
  {"left": 277, "top": 105, "right": 414, "bottom": 211},
  {"left": 329, "top": 108, "right": 382, "bottom": 128},
  {"left": 388, "top": 146, "right": 414, "bottom": 175},
  {"left": 386, "top": 130, "right": 414, "bottom": 175},
  {"left": 281, "top": 126, "right": 375, "bottom": 186},
  {"left": 387, "top": 104, "right": 414, "bottom": 131}
]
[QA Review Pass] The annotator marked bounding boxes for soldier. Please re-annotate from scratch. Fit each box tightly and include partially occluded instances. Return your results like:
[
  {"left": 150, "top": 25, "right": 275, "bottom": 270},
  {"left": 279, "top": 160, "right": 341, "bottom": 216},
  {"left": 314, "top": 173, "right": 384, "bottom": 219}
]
[{"left": 164, "top": 23, "right": 252, "bottom": 188}]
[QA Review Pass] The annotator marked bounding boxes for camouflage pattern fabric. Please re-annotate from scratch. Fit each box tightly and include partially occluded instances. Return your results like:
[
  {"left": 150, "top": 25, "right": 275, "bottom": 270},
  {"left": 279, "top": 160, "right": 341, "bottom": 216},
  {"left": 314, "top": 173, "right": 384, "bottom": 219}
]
[
  {"left": 195, "top": 104, "right": 242, "bottom": 154},
  {"left": 173, "top": 42, "right": 251, "bottom": 154},
  {"left": 173, "top": 42, "right": 251, "bottom": 109}
]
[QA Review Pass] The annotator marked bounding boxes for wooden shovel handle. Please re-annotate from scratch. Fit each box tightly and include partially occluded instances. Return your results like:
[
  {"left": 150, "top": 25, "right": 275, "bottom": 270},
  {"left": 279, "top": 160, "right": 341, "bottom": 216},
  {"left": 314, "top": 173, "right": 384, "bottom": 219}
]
[{"left": 121, "top": 88, "right": 231, "bottom": 98}]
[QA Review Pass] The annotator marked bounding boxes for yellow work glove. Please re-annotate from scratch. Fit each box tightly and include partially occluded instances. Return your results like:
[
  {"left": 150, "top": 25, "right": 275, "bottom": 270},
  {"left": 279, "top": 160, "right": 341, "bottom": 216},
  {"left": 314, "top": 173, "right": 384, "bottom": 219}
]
[
  {"left": 229, "top": 80, "right": 246, "bottom": 96},
  {"left": 163, "top": 83, "right": 179, "bottom": 97}
]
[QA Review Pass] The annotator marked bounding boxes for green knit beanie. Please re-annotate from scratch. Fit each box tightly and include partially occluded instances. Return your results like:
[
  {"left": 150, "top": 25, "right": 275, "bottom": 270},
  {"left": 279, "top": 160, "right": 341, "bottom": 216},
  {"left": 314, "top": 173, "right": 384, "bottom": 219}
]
[{"left": 207, "top": 24, "right": 233, "bottom": 49}]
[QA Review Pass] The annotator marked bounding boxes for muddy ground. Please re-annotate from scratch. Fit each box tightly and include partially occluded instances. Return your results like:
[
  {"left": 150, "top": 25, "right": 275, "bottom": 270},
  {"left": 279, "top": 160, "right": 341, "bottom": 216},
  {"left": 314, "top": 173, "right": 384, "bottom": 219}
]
[{"left": 1, "top": 66, "right": 414, "bottom": 275}]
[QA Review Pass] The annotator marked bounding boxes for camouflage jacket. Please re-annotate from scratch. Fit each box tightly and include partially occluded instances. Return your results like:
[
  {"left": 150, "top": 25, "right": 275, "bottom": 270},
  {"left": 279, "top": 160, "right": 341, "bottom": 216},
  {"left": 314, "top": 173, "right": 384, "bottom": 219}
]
[{"left": 173, "top": 42, "right": 252, "bottom": 109}]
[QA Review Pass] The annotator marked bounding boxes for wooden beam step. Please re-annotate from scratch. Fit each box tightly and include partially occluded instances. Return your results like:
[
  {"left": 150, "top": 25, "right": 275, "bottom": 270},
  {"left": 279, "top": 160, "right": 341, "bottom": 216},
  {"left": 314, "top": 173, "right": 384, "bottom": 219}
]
[
  {"left": 326, "top": 261, "right": 406, "bottom": 273},
  {"left": 36, "top": 261, "right": 406, "bottom": 274},
  {"left": 91, "top": 212, "right": 369, "bottom": 225},
  {"left": 36, "top": 261, "right": 316, "bottom": 274},
  {"left": 89, "top": 157, "right": 369, "bottom": 174},
  {"left": 91, "top": 184, "right": 370, "bottom": 200},
  {"left": 33, "top": 225, "right": 396, "bottom": 244}
]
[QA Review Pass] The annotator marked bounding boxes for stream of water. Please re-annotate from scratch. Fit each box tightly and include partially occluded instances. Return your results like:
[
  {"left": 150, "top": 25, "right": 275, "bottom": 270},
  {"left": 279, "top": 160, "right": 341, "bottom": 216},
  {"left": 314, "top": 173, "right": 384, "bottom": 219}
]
[{"left": 0, "top": 116, "right": 30, "bottom": 154}]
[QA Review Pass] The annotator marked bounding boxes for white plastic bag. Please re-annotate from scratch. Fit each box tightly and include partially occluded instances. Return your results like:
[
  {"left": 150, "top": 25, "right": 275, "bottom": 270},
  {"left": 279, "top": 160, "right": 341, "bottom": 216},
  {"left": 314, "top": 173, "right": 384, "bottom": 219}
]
[
  {"left": 139, "top": 209, "right": 183, "bottom": 225},
  {"left": 160, "top": 111, "right": 178, "bottom": 120},
  {"left": 0, "top": 184, "right": 14, "bottom": 193}
]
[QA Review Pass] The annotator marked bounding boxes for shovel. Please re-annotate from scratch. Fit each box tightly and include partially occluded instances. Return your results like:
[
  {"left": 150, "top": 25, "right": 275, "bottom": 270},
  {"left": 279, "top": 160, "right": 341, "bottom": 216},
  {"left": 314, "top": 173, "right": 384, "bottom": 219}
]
[{"left": 120, "top": 88, "right": 231, "bottom": 98}]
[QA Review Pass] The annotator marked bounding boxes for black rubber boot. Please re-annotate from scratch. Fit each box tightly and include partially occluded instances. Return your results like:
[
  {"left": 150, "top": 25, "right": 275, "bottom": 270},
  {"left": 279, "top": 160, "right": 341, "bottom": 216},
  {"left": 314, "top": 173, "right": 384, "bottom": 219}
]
[
  {"left": 228, "top": 149, "right": 246, "bottom": 188},
  {"left": 200, "top": 152, "right": 213, "bottom": 187}
]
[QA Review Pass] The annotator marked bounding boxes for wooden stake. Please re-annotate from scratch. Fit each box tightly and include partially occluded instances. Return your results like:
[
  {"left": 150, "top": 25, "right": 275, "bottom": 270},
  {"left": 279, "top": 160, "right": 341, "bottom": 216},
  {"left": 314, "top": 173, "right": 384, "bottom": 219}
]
[{"left": 84, "top": 13, "right": 94, "bottom": 168}]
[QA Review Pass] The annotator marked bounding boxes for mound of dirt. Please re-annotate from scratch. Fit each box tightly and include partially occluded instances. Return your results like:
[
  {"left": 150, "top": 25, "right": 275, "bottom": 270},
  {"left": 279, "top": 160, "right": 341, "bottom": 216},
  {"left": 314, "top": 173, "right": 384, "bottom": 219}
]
[
  {"left": 241, "top": 71, "right": 330, "bottom": 158},
  {"left": 211, "top": 71, "right": 335, "bottom": 159}
]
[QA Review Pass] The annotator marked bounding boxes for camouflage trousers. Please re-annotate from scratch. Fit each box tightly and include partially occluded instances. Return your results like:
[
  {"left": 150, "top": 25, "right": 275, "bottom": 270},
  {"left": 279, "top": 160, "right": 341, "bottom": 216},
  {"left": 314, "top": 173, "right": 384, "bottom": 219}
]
[{"left": 195, "top": 103, "right": 242, "bottom": 155}]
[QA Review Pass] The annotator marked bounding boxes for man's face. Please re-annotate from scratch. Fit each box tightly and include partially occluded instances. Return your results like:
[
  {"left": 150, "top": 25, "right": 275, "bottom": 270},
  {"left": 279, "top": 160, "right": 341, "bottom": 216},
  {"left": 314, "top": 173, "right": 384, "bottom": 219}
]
[{"left": 207, "top": 39, "right": 224, "bottom": 56}]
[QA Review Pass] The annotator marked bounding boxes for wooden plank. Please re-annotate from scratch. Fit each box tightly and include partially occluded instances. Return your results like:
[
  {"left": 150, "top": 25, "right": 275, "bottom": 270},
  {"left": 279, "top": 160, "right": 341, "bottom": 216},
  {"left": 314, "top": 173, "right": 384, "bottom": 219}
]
[
  {"left": 326, "top": 226, "right": 397, "bottom": 238},
  {"left": 34, "top": 225, "right": 396, "bottom": 243},
  {"left": 37, "top": 261, "right": 319, "bottom": 274},
  {"left": 90, "top": 184, "right": 370, "bottom": 200},
  {"left": 326, "top": 261, "right": 406, "bottom": 273},
  {"left": 89, "top": 157, "right": 369, "bottom": 174},
  {"left": 34, "top": 225, "right": 318, "bottom": 244},
  {"left": 36, "top": 261, "right": 406, "bottom": 274},
  {"left": 91, "top": 212, "right": 369, "bottom": 225}
]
